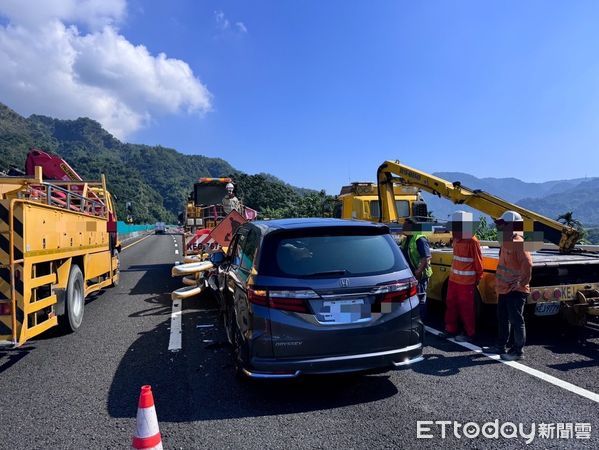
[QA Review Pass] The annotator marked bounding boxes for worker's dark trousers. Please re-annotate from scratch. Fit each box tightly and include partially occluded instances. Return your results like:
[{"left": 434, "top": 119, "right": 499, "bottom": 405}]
[{"left": 497, "top": 291, "right": 527, "bottom": 354}]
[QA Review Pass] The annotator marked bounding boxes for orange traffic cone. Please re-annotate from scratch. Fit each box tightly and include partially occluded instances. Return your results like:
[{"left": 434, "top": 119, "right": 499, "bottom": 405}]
[{"left": 132, "top": 385, "right": 163, "bottom": 450}]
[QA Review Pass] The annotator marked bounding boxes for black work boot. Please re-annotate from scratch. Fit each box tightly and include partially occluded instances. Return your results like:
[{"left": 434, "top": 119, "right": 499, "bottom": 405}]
[
  {"left": 482, "top": 345, "right": 506, "bottom": 355},
  {"left": 500, "top": 350, "right": 523, "bottom": 361}
]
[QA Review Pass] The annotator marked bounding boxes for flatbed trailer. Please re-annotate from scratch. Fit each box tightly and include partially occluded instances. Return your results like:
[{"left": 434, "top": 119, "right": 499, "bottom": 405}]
[{"left": 428, "top": 245, "right": 599, "bottom": 323}]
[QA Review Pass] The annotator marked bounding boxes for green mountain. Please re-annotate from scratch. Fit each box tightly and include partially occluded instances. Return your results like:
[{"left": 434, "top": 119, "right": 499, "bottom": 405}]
[
  {"left": 518, "top": 179, "right": 599, "bottom": 226},
  {"left": 0, "top": 102, "right": 317, "bottom": 223},
  {"left": 423, "top": 171, "right": 598, "bottom": 226},
  {"left": 3, "top": 101, "right": 595, "bottom": 232}
]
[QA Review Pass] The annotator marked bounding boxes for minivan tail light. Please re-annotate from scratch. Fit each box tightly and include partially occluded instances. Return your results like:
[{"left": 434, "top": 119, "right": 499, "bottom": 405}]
[
  {"left": 269, "top": 297, "right": 309, "bottom": 313},
  {"left": 269, "top": 289, "right": 317, "bottom": 313},
  {"left": 248, "top": 287, "right": 317, "bottom": 313},
  {"left": 375, "top": 279, "right": 418, "bottom": 303},
  {"left": 248, "top": 288, "right": 268, "bottom": 307}
]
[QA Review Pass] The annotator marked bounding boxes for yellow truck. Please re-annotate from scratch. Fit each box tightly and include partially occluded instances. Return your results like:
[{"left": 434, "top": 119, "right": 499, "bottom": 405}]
[
  {"left": 374, "top": 160, "right": 599, "bottom": 325},
  {"left": 338, "top": 181, "right": 426, "bottom": 222},
  {"left": 0, "top": 166, "right": 120, "bottom": 346},
  {"left": 337, "top": 181, "right": 452, "bottom": 246}
]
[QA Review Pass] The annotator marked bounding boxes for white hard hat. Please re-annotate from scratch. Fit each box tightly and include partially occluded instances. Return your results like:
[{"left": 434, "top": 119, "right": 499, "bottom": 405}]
[
  {"left": 226, "top": 182, "right": 234, "bottom": 190},
  {"left": 498, "top": 210, "right": 523, "bottom": 223},
  {"left": 451, "top": 210, "right": 473, "bottom": 222}
]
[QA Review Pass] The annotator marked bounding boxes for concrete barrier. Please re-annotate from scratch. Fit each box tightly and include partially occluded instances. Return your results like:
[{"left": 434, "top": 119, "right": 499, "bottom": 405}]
[{"left": 118, "top": 222, "right": 155, "bottom": 242}]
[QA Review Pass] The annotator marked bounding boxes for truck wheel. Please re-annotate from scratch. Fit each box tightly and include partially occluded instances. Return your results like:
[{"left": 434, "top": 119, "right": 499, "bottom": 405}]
[
  {"left": 59, "top": 265, "right": 85, "bottom": 332},
  {"left": 110, "top": 249, "right": 120, "bottom": 287},
  {"left": 475, "top": 288, "right": 496, "bottom": 335},
  {"left": 475, "top": 288, "right": 483, "bottom": 333}
]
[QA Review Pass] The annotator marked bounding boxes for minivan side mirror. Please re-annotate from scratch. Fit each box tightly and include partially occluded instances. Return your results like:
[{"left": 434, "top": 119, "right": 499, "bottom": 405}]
[{"left": 210, "top": 251, "right": 226, "bottom": 265}]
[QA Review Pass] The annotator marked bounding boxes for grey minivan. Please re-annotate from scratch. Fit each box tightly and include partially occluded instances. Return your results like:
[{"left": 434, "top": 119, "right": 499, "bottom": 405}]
[{"left": 212, "top": 218, "right": 424, "bottom": 379}]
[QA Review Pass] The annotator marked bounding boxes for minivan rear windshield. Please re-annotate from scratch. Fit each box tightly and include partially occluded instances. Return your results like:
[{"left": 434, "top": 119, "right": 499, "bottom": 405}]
[{"left": 260, "top": 228, "right": 407, "bottom": 278}]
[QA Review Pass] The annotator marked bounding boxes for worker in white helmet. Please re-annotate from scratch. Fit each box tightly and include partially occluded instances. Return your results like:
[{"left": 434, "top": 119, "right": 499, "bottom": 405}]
[
  {"left": 483, "top": 210, "right": 532, "bottom": 361},
  {"left": 222, "top": 182, "right": 241, "bottom": 214},
  {"left": 439, "top": 210, "right": 483, "bottom": 342}
]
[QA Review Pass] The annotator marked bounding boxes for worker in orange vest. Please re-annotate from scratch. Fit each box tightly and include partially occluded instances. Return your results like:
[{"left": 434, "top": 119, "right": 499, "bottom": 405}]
[
  {"left": 483, "top": 211, "right": 533, "bottom": 361},
  {"left": 440, "top": 211, "right": 484, "bottom": 342}
]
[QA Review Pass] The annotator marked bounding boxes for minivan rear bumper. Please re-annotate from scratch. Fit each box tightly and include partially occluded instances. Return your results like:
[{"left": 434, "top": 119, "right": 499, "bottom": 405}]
[{"left": 243, "top": 342, "right": 423, "bottom": 378}]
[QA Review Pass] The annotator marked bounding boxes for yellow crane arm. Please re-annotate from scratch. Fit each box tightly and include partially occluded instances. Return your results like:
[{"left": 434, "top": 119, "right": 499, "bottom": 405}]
[{"left": 376, "top": 160, "right": 580, "bottom": 253}]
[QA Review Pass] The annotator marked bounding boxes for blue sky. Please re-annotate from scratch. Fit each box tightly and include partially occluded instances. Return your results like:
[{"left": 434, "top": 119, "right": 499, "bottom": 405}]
[{"left": 2, "top": 1, "right": 599, "bottom": 194}]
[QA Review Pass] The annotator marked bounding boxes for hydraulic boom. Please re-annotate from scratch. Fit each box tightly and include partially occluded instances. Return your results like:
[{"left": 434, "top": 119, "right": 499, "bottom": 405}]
[{"left": 376, "top": 160, "right": 580, "bottom": 253}]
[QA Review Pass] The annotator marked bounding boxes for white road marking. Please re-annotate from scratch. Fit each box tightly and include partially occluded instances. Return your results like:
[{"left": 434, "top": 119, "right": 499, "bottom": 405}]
[
  {"left": 175, "top": 249, "right": 179, "bottom": 255},
  {"left": 168, "top": 300, "right": 183, "bottom": 352},
  {"left": 425, "top": 325, "right": 599, "bottom": 404},
  {"left": 585, "top": 323, "right": 599, "bottom": 332},
  {"left": 121, "top": 233, "right": 152, "bottom": 251}
]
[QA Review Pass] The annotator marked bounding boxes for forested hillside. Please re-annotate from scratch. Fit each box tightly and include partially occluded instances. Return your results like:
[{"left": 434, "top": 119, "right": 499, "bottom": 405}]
[
  {"left": 0, "top": 103, "right": 324, "bottom": 223},
  {"left": 2, "top": 102, "right": 597, "bottom": 236}
]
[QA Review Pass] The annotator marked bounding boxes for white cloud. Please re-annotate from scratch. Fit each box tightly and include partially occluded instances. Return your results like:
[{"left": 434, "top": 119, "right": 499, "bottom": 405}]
[
  {"left": 0, "top": 1, "right": 211, "bottom": 139},
  {"left": 215, "top": 10, "right": 247, "bottom": 35},
  {"left": 214, "top": 10, "right": 229, "bottom": 31}
]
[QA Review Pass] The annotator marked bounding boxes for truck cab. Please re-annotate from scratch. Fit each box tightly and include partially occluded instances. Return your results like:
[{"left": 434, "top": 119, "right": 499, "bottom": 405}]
[
  {"left": 185, "top": 178, "right": 232, "bottom": 233},
  {"left": 337, "top": 182, "right": 427, "bottom": 224},
  {"left": 155, "top": 222, "right": 166, "bottom": 234}
]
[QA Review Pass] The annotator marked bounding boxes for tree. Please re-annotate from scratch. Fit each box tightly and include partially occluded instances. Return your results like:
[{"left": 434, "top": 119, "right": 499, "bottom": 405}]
[
  {"left": 557, "top": 211, "right": 587, "bottom": 244},
  {"left": 557, "top": 211, "right": 583, "bottom": 228},
  {"left": 475, "top": 216, "right": 497, "bottom": 241}
]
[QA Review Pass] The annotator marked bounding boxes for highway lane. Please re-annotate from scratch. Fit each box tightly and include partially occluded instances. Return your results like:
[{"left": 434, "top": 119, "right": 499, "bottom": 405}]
[{"left": 0, "top": 234, "right": 597, "bottom": 449}]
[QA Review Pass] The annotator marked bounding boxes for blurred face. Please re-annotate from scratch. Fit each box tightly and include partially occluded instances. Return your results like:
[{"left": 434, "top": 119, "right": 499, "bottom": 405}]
[
  {"left": 402, "top": 220, "right": 414, "bottom": 235},
  {"left": 227, "top": 187, "right": 234, "bottom": 195},
  {"left": 496, "top": 220, "right": 523, "bottom": 242},
  {"left": 451, "top": 220, "right": 474, "bottom": 239}
]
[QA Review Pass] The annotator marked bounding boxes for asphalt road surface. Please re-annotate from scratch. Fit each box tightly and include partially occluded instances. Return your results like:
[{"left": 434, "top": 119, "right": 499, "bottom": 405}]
[{"left": 0, "top": 234, "right": 597, "bottom": 449}]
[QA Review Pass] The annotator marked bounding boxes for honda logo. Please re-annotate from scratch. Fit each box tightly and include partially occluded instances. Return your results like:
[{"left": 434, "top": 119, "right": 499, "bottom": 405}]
[{"left": 339, "top": 278, "right": 350, "bottom": 288}]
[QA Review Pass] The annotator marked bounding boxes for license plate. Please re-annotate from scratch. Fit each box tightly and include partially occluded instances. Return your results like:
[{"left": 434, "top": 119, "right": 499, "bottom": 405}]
[
  {"left": 534, "top": 301, "right": 561, "bottom": 316},
  {"left": 319, "top": 299, "right": 365, "bottom": 323},
  {"left": 558, "top": 285, "right": 578, "bottom": 301}
]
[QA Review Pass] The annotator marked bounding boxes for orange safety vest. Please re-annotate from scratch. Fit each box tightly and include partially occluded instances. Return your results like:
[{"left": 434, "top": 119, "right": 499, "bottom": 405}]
[
  {"left": 495, "top": 234, "right": 533, "bottom": 295},
  {"left": 449, "top": 236, "right": 484, "bottom": 285}
]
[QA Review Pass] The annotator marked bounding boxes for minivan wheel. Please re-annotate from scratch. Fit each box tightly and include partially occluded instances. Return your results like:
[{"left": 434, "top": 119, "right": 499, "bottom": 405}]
[
  {"left": 223, "top": 304, "right": 234, "bottom": 345},
  {"left": 233, "top": 325, "right": 248, "bottom": 379}
]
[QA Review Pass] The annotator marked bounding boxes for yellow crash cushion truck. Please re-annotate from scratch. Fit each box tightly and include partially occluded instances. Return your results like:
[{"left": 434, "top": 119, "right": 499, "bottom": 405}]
[{"left": 0, "top": 167, "right": 120, "bottom": 347}]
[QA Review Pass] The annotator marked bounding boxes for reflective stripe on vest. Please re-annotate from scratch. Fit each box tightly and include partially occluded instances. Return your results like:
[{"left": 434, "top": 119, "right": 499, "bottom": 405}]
[
  {"left": 497, "top": 264, "right": 518, "bottom": 274},
  {"left": 496, "top": 265, "right": 518, "bottom": 283},
  {"left": 450, "top": 239, "right": 479, "bottom": 285},
  {"left": 453, "top": 255, "right": 474, "bottom": 263},
  {"left": 452, "top": 268, "right": 476, "bottom": 276}
]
